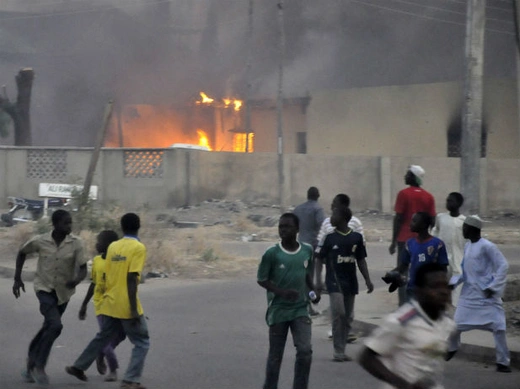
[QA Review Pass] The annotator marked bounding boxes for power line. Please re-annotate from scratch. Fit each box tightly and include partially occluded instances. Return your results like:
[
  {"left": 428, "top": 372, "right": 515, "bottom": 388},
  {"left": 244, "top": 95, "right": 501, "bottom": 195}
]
[
  {"left": 388, "top": 0, "right": 513, "bottom": 23},
  {"left": 0, "top": 0, "right": 174, "bottom": 21},
  {"left": 347, "top": 0, "right": 515, "bottom": 36}
]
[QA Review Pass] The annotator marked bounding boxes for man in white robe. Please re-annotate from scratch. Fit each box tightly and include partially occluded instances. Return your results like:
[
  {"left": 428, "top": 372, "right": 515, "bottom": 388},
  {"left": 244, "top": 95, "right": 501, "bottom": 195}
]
[{"left": 446, "top": 215, "right": 511, "bottom": 373}]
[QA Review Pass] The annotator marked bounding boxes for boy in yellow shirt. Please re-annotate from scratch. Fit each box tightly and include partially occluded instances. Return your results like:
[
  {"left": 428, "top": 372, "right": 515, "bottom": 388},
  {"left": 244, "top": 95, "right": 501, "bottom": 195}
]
[
  {"left": 66, "top": 213, "right": 149, "bottom": 389},
  {"left": 78, "top": 230, "right": 124, "bottom": 382}
]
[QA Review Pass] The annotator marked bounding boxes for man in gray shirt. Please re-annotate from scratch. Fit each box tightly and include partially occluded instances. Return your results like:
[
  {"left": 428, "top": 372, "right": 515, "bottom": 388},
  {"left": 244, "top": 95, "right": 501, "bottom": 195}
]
[{"left": 293, "top": 187, "right": 326, "bottom": 249}]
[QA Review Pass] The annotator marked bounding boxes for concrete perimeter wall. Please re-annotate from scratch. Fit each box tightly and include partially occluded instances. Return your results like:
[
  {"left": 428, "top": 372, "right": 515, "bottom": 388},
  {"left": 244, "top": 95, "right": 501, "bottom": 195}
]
[{"left": 0, "top": 147, "right": 519, "bottom": 214}]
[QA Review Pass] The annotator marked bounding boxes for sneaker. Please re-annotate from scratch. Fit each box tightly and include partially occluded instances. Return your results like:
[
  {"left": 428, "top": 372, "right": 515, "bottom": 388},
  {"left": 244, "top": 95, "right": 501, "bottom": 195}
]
[
  {"left": 496, "top": 363, "right": 512, "bottom": 373},
  {"left": 21, "top": 369, "right": 35, "bottom": 383},
  {"left": 347, "top": 333, "right": 357, "bottom": 343},
  {"left": 327, "top": 329, "right": 333, "bottom": 339},
  {"left": 105, "top": 371, "right": 118, "bottom": 382},
  {"left": 30, "top": 367, "right": 49, "bottom": 386},
  {"left": 445, "top": 350, "right": 457, "bottom": 361},
  {"left": 65, "top": 366, "right": 88, "bottom": 381},
  {"left": 332, "top": 354, "right": 352, "bottom": 362},
  {"left": 96, "top": 355, "right": 107, "bottom": 375},
  {"left": 120, "top": 380, "right": 147, "bottom": 389}
]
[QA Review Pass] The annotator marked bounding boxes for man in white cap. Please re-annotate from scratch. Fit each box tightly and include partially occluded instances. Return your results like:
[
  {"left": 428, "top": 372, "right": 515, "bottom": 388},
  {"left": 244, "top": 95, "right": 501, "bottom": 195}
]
[
  {"left": 389, "top": 165, "right": 436, "bottom": 306},
  {"left": 446, "top": 215, "right": 511, "bottom": 373}
]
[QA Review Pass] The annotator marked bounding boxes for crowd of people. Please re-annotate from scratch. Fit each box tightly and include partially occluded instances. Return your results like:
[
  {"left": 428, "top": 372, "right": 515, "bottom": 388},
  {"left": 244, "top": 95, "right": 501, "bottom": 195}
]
[
  {"left": 10, "top": 164, "right": 513, "bottom": 389},
  {"left": 257, "top": 165, "right": 512, "bottom": 389}
]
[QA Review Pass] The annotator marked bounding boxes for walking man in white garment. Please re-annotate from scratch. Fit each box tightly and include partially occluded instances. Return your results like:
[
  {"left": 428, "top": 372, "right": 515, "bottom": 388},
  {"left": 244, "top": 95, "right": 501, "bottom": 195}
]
[
  {"left": 432, "top": 192, "right": 466, "bottom": 306},
  {"left": 446, "top": 215, "right": 511, "bottom": 373}
]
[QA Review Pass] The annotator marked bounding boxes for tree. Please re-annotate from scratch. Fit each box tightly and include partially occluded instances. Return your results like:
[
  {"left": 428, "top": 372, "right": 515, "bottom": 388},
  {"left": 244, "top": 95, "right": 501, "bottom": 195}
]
[{"left": 0, "top": 68, "right": 34, "bottom": 146}]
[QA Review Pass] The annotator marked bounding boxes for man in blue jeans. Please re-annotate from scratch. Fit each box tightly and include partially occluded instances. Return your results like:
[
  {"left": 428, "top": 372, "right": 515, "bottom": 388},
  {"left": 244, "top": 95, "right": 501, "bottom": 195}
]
[
  {"left": 66, "top": 213, "right": 149, "bottom": 389},
  {"left": 257, "top": 213, "right": 320, "bottom": 389},
  {"left": 13, "top": 210, "right": 87, "bottom": 386}
]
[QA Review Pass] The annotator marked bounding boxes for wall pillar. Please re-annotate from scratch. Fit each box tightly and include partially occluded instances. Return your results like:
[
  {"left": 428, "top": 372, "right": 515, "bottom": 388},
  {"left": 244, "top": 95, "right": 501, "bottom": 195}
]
[
  {"left": 380, "top": 156, "right": 392, "bottom": 213},
  {"left": 480, "top": 158, "right": 488, "bottom": 215}
]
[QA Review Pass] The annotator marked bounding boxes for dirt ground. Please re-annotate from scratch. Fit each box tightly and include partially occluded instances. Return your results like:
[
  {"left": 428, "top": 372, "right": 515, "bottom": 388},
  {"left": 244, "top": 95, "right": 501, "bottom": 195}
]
[{"left": 1, "top": 199, "right": 520, "bottom": 334}]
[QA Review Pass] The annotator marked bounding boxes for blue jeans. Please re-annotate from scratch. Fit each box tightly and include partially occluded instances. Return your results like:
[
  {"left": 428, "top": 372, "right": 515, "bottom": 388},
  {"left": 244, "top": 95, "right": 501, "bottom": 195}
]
[
  {"left": 397, "top": 242, "right": 407, "bottom": 306},
  {"left": 96, "top": 315, "right": 126, "bottom": 372},
  {"left": 28, "top": 291, "right": 68, "bottom": 370},
  {"left": 263, "top": 316, "right": 312, "bottom": 389},
  {"left": 74, "top": 315, "right": 150, "bottom": 383}
]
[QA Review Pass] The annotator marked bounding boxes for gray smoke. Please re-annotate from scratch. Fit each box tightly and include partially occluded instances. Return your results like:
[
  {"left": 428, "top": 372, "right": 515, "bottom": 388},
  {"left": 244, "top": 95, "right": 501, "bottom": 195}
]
[{"left": 0, "top": 0, "right": 515, "bottom": 146}]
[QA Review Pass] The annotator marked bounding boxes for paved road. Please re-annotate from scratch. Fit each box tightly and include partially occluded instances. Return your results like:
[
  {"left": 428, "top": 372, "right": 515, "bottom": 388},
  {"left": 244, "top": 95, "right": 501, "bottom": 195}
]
[{"left": 1, "top": 277, "right": 520, "bottom": 389}]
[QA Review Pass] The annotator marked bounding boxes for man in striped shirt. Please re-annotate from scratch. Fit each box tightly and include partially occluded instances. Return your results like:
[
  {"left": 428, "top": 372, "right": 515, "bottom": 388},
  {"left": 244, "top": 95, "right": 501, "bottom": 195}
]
[{"left": 316, "top": 194, "right": 364, "bottom": 252}]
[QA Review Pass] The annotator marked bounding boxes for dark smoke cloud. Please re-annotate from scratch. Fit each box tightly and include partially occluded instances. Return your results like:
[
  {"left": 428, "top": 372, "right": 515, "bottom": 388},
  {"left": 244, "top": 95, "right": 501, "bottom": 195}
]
[{"left": 0, "top": 0, "right": 515, "bottom": 146}]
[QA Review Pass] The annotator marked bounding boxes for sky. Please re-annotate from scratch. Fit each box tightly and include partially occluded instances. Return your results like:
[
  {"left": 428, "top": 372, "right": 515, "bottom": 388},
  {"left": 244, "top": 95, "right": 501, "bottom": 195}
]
[{"left": 0, "top": 0, "right": 516, "bottom": 146}]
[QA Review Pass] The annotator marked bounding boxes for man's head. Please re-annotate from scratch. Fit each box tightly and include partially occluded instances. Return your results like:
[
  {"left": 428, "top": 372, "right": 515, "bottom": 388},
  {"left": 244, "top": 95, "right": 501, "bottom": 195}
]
[
  {"left": 52, "top": 209, "right": 72, "bottom": 235},
  {"left": 414, "top": 262, "right": 450, "bottom": 314},
  {"left": 410, "top": 212, "right": 432, "bottom": 233},
  {"left": 121, "top": 213, "right": 140, "bottom": 235},
  {"left": 96, "top": 230, "right": 119, "bottom": 255},
  {"left": 446, "top": 192, "right": 464, "bottom": 212},
  {"left": 279, "top": 213, "right": 299, "bottom": 241},
  {"left": 331, "top": 206, "right": 352, "bottom": 228},
  {"left": 331, "top": 193, "right": 350, "bottom": 212},
  {"left": 307, "top": 187, "right": 320, "bottom": 201},
  {"left": 463, "top": 215, "right": 483, "bottom": 240},
  {"left": 405, "top": 165, "right": 425, "bottom": 186}
]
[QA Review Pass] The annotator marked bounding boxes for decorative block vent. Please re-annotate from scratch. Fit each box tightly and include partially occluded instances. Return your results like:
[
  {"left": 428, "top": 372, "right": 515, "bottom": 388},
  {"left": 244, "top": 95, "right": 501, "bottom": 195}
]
[
  {"left": 124, "top": 150, "right": 164, "bottom": 178},
  {"left": 26, "top": 150, "right": 68, "bottom": 179}
]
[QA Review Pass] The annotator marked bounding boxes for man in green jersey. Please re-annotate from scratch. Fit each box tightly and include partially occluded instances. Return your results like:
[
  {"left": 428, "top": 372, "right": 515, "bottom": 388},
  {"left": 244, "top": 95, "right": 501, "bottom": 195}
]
[{"left": 257, "top": 213, "right": 320, "bottom": 389}]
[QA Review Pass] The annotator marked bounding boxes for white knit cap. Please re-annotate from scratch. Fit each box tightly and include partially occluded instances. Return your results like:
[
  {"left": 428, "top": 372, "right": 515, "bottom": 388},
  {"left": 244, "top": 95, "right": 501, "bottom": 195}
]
[
  {"left": 408, "top": 165, "right": 425, "bottom": 179},
  {"left": 464, "top": 214, "right": 486, "bottom": 229}
]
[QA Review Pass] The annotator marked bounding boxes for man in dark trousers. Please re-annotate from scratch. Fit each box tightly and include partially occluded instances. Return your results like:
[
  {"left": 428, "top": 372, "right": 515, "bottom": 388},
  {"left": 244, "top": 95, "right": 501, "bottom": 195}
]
[
  {"left": 257, "top": 213, "right": 319, "bottom": 389},
  {"left": 13, "top": 210, "right": 87, "bottom": 386},
  {"left": 293, "top": 187, "right": 325, "bottom": 316},
  {"left": 389, "top": 165, "right": 436, "bottom": 306}
]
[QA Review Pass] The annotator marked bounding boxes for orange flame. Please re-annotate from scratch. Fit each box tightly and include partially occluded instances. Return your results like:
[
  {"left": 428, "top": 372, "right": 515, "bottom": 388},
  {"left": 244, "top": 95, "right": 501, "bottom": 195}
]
[
  {"left": 196, "top": 91, "right": 243, "bottom": 112},
  {"left": 199, "top": 92, "right": 214, "bottom": 104},
  {"left": 197, "top": 129, "right": 212, "bottom": 150}
]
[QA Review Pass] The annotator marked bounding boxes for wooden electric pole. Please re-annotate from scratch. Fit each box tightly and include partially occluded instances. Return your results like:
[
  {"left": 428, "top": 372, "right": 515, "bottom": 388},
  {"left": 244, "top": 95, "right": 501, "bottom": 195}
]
[
  {"left": 276, "top": 0, "right": 285, "bottom": 211},
  {"left": 514, "top": 0, "right": 520, "bottom": 156},
  {"left": 460, "top": 0, "right": 486, "bottom": 214},
  {"left": 79, "top": 100, "right": 113, "bottom": 212}
]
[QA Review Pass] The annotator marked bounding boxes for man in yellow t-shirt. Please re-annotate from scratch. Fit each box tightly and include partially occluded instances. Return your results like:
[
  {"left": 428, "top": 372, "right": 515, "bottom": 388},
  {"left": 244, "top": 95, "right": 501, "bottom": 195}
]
[{"left": 66, "top": 213, "right": 150, "bottom": 389}]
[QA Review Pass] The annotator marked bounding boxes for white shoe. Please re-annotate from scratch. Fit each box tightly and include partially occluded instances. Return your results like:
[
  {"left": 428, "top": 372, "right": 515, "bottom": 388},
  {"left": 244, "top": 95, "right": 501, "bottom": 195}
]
[
  {"left": 104, "top": 371, "right": 118, "bottom": 382},
  {"left": 327, "top": 329, "right": 333, "bottom": 339}
]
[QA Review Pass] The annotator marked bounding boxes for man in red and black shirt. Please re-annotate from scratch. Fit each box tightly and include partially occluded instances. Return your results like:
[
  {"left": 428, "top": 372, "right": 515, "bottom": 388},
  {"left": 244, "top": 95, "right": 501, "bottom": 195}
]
[{"left": 388, "top": 165, "right": 436, "bottom": 306}]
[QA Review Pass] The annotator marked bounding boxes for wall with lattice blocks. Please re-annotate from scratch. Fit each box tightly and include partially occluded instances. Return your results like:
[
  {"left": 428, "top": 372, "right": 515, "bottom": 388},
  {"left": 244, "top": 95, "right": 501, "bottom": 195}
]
[
  {"left": 26, "top": 150, "right": 68, "bottom": 180},
  {"left": 124, "top": 150, "right": 164, "bottom": 178},
  {"left": 0, "top": 147, "right": 519, "bottom": 212}
]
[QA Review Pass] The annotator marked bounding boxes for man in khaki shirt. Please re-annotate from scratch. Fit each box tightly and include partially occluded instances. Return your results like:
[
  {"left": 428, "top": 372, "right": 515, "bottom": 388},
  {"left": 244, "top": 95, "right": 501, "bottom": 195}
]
[{"left": 12, "top": 209, "right": 86, "bottom": 386}]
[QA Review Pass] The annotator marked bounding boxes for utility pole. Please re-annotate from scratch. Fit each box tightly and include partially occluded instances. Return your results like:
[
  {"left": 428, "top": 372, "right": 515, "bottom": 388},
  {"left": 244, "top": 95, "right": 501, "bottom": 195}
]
[
  {"left": 244, "top": 0, "right": 254, "bottom": 152},
  {"left": 276, "top": 0, "right": 285, "bottom": 211},
  {"left": 79, "top": 100, "right": 113, "bottom": 212},
  {"left": 514, "top": 0, "right": 520, "bottom": 156},
  {"left": 460, "top": 0, "right": 486, "bottom": 214}
]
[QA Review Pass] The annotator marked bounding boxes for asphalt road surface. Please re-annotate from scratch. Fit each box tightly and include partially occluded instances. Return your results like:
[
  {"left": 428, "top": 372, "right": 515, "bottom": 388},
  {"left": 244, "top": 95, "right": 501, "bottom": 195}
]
[{"left": 1, "top": 276, "right": 519, "bottom": 389}]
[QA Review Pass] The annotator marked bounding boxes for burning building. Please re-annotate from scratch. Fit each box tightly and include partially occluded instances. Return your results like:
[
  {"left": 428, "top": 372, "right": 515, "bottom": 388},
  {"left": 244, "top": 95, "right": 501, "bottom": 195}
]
[{"left": 104, "top": 92, "right": 253, "bottom": 152}]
